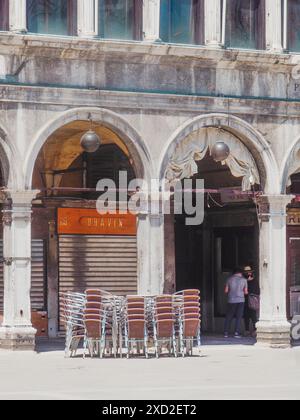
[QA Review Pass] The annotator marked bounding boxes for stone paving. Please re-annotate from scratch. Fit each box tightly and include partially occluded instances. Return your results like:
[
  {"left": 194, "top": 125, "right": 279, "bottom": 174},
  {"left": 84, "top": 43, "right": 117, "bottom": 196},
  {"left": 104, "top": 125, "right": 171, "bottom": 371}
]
[{"left": 0, "top": 338, "right": 298, "bottom": 400}]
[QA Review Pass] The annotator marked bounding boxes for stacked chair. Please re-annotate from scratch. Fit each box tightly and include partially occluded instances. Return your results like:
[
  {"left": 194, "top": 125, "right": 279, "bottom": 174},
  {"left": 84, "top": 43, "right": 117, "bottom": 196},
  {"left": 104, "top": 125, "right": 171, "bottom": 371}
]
[
  {"left": 61, "top": 288, "right": 201, "bottom": 359},
  {"left": 83, "top": 289, "right": 118, "bottom": 358},
  {"left": 174, "top": 289, "right": 201, "bottom": 357},
  {"left": 124, "top": 296, "right": 149, "bottom": 359},
  {"left": 60, "top": 291, "right": 86, "bottom": 358},
  {"left": 153, "top": 295, "right": 177, "bottom": 358}
]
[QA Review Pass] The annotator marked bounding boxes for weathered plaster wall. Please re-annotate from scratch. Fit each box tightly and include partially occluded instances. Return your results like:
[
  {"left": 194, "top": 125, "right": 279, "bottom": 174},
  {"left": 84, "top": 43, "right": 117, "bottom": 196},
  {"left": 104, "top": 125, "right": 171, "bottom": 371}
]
[{"left": 0, "top": 34, "right": 299, "bottom": 191}]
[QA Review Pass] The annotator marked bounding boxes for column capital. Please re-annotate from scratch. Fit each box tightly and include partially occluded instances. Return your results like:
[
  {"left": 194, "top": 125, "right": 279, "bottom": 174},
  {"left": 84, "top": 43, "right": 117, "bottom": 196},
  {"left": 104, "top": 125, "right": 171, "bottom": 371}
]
[
  {"left": 4, "top": 190, "right": 40, "bottom": 206},
  {"left": 256, "top": 194, "right": 295, "bottom": 221}
]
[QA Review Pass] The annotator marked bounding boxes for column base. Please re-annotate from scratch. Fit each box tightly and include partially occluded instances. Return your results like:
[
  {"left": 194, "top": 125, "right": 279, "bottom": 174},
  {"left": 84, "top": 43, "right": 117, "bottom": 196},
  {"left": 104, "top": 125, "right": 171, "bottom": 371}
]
[
  {"left": 0, "top": 326, "right": 37, "bottom": 351},
  {"left": 256, "top": 321, "right": 291, "bottom": 349}
]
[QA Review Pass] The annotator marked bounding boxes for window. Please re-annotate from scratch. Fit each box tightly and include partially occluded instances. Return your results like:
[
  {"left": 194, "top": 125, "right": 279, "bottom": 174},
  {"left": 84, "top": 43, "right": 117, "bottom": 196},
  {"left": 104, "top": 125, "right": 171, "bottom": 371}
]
[
  {"left": 98, "top": 0, "right": 142, "bottom": 40},
  {"left": 0, "top": 0, "right": 8, "bottom": 31},
  {"left": 160, "top": 0, "right": 204, "bottom": 44},
  {"left": 27, "top": 0, "right": 77, "bottom": 36},
  {"left": 225, "top": 0, "right": 265, "bottom": 50},
  {"left": 287, "top": 0, "right": 300, "bottom": 51}
]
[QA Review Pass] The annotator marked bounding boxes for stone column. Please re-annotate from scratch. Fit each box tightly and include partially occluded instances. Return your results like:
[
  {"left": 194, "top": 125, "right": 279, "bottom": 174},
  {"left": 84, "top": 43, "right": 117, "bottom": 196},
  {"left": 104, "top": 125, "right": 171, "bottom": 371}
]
[
  {"left": 149, "top": 213, "right": 164, "bottom": 295},
  {"left": 265, "top": 0, "right": 284, "bottom": 53},
  {"left": 137, "top": 210, "right": 164, "bottom": 296},
  {"left": 256, "top": 195, "right": 294, "bottom": 348},
  {"left": 143, "top": 0, "right": 161, "bottom": 42},
  {"left": 47, "top": 220, "right": 59, "bottom": 338},
  {"left": 164, "top": 213, "right": 176, "bottom": 294},
  {"left": 77, "top": 0, "right": 97, "bottom": 38},
  {"left": 0, "top": 190, "right": 39, "bottom": 350},
  {"left": 9, "top": 0, "right": 27, "bottom": 33},
  {"left": 137, "top": 212, "right": 151, "bottom": 295},
  {"left": 205, "top": 0, "right": 223, "bottom": 48}
]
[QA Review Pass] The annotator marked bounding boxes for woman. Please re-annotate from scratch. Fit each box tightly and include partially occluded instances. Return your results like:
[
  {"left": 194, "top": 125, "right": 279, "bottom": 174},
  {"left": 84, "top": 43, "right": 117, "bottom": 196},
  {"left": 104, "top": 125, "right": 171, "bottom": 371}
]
[{"left": 243, "top": 265, "right": 260, "bottom": 337}]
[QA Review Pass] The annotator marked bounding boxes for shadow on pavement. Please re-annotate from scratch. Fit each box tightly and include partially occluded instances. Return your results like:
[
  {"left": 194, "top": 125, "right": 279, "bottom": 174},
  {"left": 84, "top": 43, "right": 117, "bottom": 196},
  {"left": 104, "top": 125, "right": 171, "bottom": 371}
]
[{"left": 36, "top": 335, "right": 257, "bottom": 354}]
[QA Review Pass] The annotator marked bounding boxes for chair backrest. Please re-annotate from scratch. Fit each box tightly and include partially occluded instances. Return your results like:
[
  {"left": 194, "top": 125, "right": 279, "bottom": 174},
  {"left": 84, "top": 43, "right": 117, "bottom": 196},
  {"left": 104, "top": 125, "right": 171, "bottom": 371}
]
[
  {"left": 183, "top": 295, "right": 200, "bottom": 304},
  {"left": 86, "top": 294, "right": 102, "bottom": 303},
  {"left": 85, "top": 302, "right": 103, "bottom": 310},
  {"left": 183, "top": 318, "right": 200, "bottom": 338},
  {"left": 183, "top": 306, "right": 200, "bottom": 315},
  {"left": 84, "top": 319, "right": 102, "bottom": 339},
  {"left": 127, "top": 302, "right": 145, "bottom": 310},
  {"left": 156, "top": 295, "right": 173, "bottom": 304},
  {"left": 84, "top": 306, "right": 104, "bottom": 315},
  {"left": 128, "top": 319, "right": 146, "bottom": 339},
  {"left": 183, "top": 289, "right": 200, "bottom": 296},
  {"left": 127, "top": 308, "right": 145, "bottom": 316},
  {"left": 156, "top": 319, "right": 174, "bottom": 338}
]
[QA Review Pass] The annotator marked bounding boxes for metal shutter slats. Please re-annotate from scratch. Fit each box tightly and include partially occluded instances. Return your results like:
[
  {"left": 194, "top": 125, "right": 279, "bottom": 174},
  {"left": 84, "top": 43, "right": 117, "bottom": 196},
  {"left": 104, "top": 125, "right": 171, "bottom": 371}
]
[
  {"left": 58, "top": 234, "right": 137, "bottom": 330},
  {"left": 59, "top": 235, "right": 138, "bottom": 296}
]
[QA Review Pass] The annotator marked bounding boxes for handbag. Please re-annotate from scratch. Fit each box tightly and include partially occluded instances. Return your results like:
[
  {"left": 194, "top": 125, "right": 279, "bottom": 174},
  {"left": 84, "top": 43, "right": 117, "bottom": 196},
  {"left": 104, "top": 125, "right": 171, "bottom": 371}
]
[{"left": 248, "top": 294, "right": 260, "bottom": 312}]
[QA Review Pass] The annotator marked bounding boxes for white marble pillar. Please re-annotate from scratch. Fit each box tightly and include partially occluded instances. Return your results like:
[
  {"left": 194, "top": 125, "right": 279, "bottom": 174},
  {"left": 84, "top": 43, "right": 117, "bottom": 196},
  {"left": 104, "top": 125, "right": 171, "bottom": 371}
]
[
  {"left": 77, "top": 0, "right": 97, "bottom": 38},
  {"left": 149, "top": 213, "right": 164, "bottom": 295},
  {"left": 265, "top": 0, "right": 284, "bottom": 53},
  {"left": 137, "top": 210, "right": 164, "bottom": 296},
  {"left": 143, "top": 0, "right": 161, "bottom": 42},
  {"left": 205, "top": 0, "right": 223, "bottom": 48},
  {"left": 0, "top": 190, "right": 39, "bottom": 350},
  {"left": 256, "top": 195, "right": 294, "bottom": 348},
  {"left": 9, "top": 0, "right": 27, "bottom": 33},
  {"left": 137, "top": 212, "right": 151, "bottom": 295}
]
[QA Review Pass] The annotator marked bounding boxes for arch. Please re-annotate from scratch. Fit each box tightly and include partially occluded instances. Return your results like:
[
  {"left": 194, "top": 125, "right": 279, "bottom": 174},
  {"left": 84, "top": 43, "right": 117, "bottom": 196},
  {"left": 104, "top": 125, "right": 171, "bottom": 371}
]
[
  {"left": 24, "top": 107, "right": 153, "bottom": 189},
  {"left": 159, "top": 113, "right": 280, "bottom": 194},
  {"left": 280, "top": 135, "right": 300, "bottom": 194},
  {"left": 0, "top": 124, "right": 22, "bottom": 190}
]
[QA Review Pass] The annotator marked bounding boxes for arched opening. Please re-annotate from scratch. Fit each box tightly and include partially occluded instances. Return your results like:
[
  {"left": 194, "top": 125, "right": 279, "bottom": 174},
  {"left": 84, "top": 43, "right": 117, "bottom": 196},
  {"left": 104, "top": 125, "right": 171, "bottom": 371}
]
[
  {"left": 285, "top": 149, "right": 300, "bottom": 323},
  {"left": 162, "top": 121, "right": 268, "bottom": 339},
  {"left": 30, "top": 119, "right": 140, "bottom": 337}
]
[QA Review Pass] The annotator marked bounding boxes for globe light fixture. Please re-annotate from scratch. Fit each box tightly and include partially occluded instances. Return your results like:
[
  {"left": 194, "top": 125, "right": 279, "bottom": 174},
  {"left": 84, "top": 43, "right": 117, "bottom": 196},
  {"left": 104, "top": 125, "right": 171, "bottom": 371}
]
[
  {"left": 80, "top": 116, "right": 101, "bottom": 153},
  {"left": 211, "top": 142, "right": 230, "bottom": 162}
]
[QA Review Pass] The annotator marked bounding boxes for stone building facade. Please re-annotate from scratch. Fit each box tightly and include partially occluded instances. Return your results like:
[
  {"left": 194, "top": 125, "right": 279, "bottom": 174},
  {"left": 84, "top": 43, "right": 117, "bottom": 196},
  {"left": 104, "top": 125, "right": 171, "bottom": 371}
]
[{"left": 0, "top": 0, "right": 299, "bottom": 350}]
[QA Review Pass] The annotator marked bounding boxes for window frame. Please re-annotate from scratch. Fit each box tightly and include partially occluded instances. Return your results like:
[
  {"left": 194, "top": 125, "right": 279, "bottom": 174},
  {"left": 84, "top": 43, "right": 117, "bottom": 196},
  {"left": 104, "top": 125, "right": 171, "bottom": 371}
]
[
  {"left": 97, "top": 0, "right": 143, "bottom": 41},
  {"left": 285, "top": 0, "right": 300, "bottom": 52},
  {"left": 159, "top": 0, "right": 205, "bottom": 45},
  {"left": 0, "top": 0, "right": 9, "bottom": 32},
  {"left": 224, "top": 0, "right": 266, "bottom": 51},
  {"left": 26, "top": 0, "right": 78, "bottom": 36}
]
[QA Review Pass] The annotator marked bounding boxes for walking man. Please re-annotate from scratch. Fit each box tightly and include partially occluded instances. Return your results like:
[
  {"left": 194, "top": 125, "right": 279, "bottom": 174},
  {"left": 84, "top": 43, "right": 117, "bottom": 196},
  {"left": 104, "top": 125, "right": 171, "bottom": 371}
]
[{"left": 224, "top": 268, "right": 248, "bottom": 339}]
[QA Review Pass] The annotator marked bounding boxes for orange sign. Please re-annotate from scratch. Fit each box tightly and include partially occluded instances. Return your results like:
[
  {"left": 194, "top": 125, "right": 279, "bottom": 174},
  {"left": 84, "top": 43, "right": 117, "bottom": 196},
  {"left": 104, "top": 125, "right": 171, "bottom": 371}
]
[{"left": 57, "top": 208, "right": 137, "bottom": 236}]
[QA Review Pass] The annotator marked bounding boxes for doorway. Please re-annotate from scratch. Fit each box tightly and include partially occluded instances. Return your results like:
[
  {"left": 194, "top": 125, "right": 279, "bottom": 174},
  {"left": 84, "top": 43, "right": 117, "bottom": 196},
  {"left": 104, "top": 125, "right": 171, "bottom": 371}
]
[{"left": 173, "top": 153, "right": 260, "bottom": 334}]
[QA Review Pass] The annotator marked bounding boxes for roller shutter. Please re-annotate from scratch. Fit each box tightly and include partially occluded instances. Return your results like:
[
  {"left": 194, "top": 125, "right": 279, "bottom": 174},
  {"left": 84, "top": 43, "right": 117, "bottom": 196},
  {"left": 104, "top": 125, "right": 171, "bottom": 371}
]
[
  {"left": 58, "top": 235, "right": 138, "bottom": 296},
  {"left": 0, "top": 240, "right": 46, "bottom": 312}
]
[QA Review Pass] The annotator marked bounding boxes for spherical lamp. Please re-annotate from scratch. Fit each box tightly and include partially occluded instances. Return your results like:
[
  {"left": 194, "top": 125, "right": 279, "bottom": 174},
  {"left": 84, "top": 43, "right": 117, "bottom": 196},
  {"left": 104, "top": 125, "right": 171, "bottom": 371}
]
[
  {"left": 80, "top": 129, "right": 101, "bottom": 153},
  {"left": 211, "top": 142, "right": 230, "bottom": 162}
]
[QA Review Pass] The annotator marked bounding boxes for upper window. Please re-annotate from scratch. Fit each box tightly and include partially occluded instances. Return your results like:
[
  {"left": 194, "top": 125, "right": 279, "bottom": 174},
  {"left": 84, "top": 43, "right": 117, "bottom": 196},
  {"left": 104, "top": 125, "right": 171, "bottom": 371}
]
[
  {"left": 287, "top": 0, "right": 300, "bottom": 51},
  {"left": 27, "top": 0, "right": 77, "bottom": 36},
  {"left": 160, "top": 0, "right": 204, "bottom": 44},
  {"left": 0, "top": 0, "right": 8, "bottom": 31},
  {"left": 98, "top": 0, "right": 142, "bottom": 40},
  {"left": 225, "top": 0, "right": 265, "bottom": 50}
]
